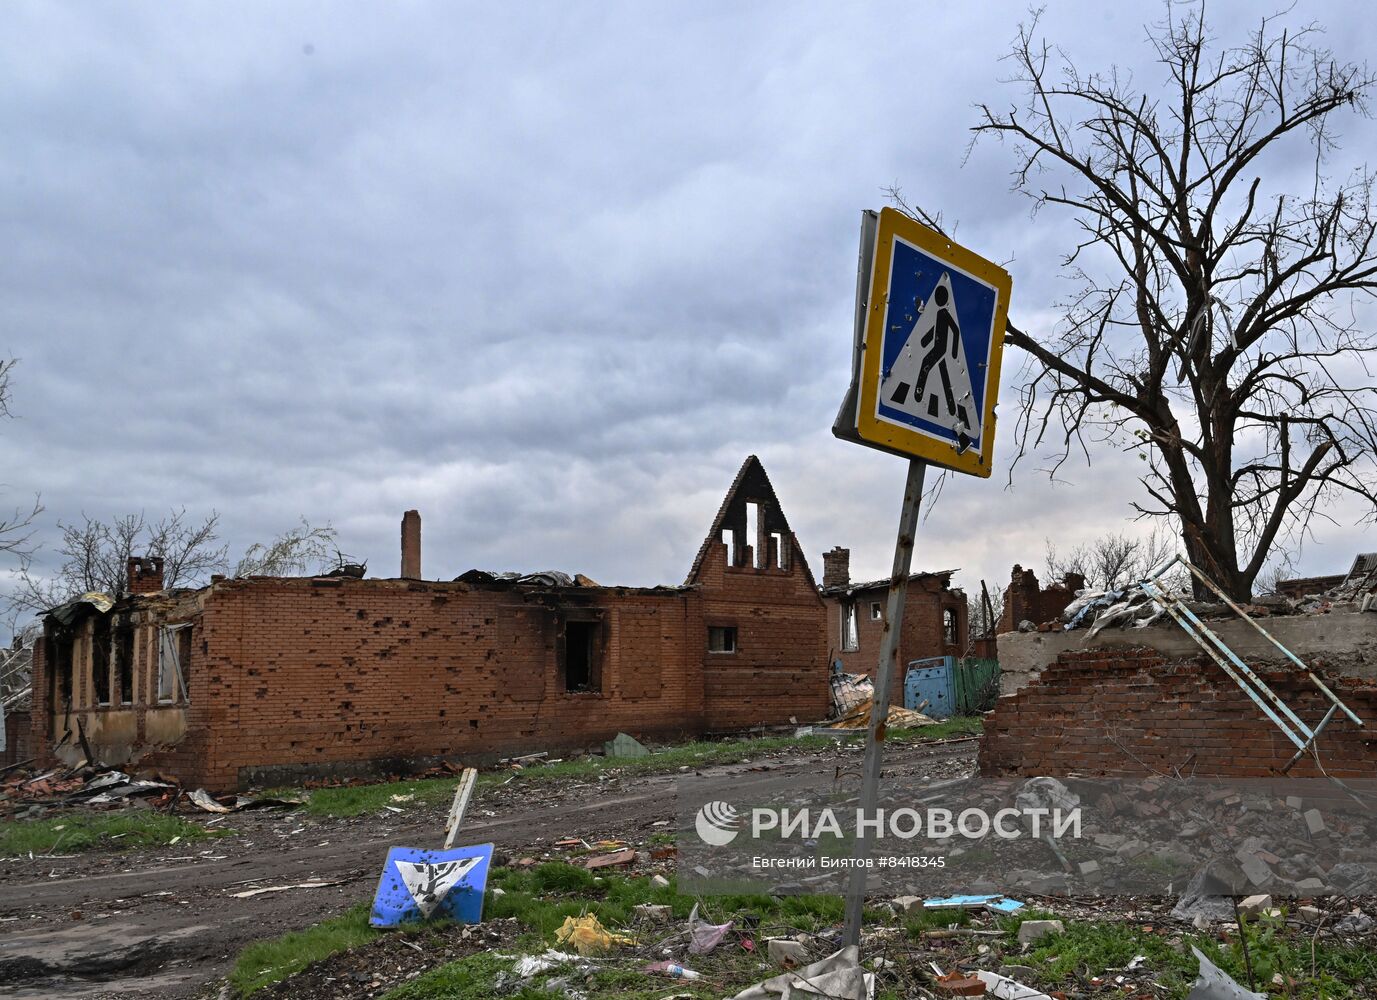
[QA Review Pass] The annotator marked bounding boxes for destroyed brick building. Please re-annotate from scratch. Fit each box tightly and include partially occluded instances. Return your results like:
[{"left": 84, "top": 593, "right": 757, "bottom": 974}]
[
  {"left": 983, "top": 558, "right": 1377, "bottom": 781},
  {"left": 998, "top": 564, "right": 1085, "bottom": 633},
  {"left": 27, "top": 456, "right": 831, "bottom": 792},
  {"left": 818, "top": 547, "right": 968, "bottom": 676}
]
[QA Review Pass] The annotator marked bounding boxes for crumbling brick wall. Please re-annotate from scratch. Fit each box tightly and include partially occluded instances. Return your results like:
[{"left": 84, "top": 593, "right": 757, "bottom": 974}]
[
  {"left": 825, "top": 577, "right": 967, "bottom": 678},
  {"left": 998, "top": 565, "right": 1085, "bottom": 632},
  {"left": 980, "top": 647, "right": 1377, "bottom": 780},
  {"left": 2, "top": 710, "right": 31, "bottom": 767}
]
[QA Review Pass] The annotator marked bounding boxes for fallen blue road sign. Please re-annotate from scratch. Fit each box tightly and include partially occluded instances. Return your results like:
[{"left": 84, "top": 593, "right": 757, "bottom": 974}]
[{"left": 369, "top": 843, "right": 493, "bottom": 927}]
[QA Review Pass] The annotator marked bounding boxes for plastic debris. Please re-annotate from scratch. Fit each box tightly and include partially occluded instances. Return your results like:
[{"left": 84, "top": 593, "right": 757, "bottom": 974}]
[
  {"left": 645, "top": 961, "right": 703, "bottom": 980},
  {"left": 1186, "top": 945, "right": 1266, "bottom": 999},
  {"left": 924, "top": 894, "right": 1024, "bottom": 915},
  {"left": 976, "top": 969, "right": 1056, "bottom": 999},
  {"left": 687, "top": 903, "right": 733, "bottom": 955},
  {"left": 514, "top": 950, "right": 583, "bottom": 976},
  {"left": 726, "top": 945, "right": 874, "bottom": 1000},
  {"left": 766, "top": 937, "right": 807, "bottom": 966},
  {"left": 554, "top": 914, "right": 635, "bottom": 955}
]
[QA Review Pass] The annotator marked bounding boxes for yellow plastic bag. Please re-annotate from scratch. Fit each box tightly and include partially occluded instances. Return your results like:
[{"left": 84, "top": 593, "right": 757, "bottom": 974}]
[{"left": 554, "top": 913, "right": 636, "bottom": 955}]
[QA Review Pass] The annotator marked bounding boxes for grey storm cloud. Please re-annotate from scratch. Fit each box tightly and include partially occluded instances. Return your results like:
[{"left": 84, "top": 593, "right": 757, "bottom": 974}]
[{"left": 1, "top": 0, "right": 1374, "bottom": 609}]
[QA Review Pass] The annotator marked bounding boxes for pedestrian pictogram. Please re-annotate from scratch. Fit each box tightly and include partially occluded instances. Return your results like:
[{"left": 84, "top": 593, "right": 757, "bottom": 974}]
[{"left": 834, "top": 208, "right": 1012, "bottom": 476}]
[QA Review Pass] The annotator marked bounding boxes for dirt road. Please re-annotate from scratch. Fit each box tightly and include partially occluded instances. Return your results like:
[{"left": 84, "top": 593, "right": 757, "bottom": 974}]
[{"left": 0, "top": 738, "right": 977, "bottom": 998}]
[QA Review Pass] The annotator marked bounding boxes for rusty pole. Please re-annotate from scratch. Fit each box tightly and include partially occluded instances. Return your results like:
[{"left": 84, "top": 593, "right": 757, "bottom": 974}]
[{"left": 843, "top": 457, "right": 927, "bottom": 946}]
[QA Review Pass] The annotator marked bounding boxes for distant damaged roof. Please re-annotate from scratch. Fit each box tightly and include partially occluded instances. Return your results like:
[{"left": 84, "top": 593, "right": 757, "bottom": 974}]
[
  {"left": 820, "top": 570, "right": 959, "bottom": 597},
  {"left": 46, "top": 592, "right": 115, "bottom": 626},
  {"left": 454, "top": 569, "right": 579, "bottom": 587}
]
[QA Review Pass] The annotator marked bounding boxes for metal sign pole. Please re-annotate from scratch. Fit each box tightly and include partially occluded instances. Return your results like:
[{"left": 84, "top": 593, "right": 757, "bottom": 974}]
[{"left": 842, "top": 457, "right": 927, "bottom": 946}]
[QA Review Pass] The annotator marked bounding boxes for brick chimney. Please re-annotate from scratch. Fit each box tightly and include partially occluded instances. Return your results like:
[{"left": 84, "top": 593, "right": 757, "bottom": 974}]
[
  {"left": 822, "top": 546, "right": 850, "bottom": 589},
  {"left": 401, "top": 510, "right": 421, "bottom": 579},
  {"left": 127, "top": 556, "right": 165, "bottom": 595}
]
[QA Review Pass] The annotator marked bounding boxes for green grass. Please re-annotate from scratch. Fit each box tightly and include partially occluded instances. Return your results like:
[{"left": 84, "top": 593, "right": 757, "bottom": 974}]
[
  {"left": 1011, "top": 908, "right": 1377, "bottom": 999},
  {"left": 0, "top": 811, "right": 224, "bottom": 856},
  {"left": 302, "top": 776, "right": 464, "bottom": 818},
  {"left": 298, "top": 718, "right": 985, "bottom": 818},
  {"left": 228, "top": 903, "right": 381, "bottom": 996},
  {"left": 229, "top": 859, "right": 1377, "bottom": 999}
]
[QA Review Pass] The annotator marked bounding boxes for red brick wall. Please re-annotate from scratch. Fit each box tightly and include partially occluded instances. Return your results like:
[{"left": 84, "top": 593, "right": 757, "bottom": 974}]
[
  {"left": 164, "top": 577, "right": 712, "bottom": 791},
  {"left": 3, "top": 710, "right": 31, "bottom": 767},
  {"left": 826, "top": 578, "right": 967, "bottom": 678},
  {"left": 998, "top": 565, "right": 1084, "bottom": 632},
  {"left": 980, "top": 648, "right": 1377, "bottom": 779},
  {"left": 696, "top": 537, "right": 830, "bottom": 730}
]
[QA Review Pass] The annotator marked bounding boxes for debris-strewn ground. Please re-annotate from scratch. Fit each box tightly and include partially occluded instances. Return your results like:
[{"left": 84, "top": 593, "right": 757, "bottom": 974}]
[
  {"left": 0, "top": 726, "right": 978, "bottom": 998},
  {"left": 5, "top": 723, "right": 1374, "bottom": 999}
]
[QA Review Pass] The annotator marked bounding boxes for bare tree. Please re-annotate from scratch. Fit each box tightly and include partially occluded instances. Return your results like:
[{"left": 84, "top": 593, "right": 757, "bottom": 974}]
[
  {"left": 1043, "top": 526, "right": 1179, "bottom": 592},
  {"left": 898, "top": 5, "right": 1377, "bottom": 599},
  {"left": 8, "top": 508, "right": 229, "bottom": 615},
  {"left": 0, "top": 357, "right": 41, "bottom": 561},
  {"left": 233, "top": 518, "right": 338, "bottom": 577},
  {"left": 7, "top": 512, "right": 341, "bottom": 623}
]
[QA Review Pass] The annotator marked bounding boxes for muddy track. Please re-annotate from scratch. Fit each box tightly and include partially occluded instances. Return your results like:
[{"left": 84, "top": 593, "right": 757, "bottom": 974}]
[{"left": 0, "top": 739, "right": 976, "bottom": 998}]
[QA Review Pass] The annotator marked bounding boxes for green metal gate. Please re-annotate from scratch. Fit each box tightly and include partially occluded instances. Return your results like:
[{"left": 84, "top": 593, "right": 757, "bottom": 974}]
[{"left": 953, "top": 657, "right": 1000, "bottom": 714}]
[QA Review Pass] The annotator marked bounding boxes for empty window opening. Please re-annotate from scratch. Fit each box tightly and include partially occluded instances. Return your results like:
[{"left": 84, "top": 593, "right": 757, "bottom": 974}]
[
  {"left": 943, "top": 608, "right": 958, "bottom": 646},
  {"left": 54, "top": 635, "right": 73, "bottom": 706},
  {"left": 158, "top": 624, "right": 191, "bottom": 703},
  {"left": 116, "top": 623, "right": 134, "bottom": 705},
  {"left": 708, "top": 626, "right": 737, "bottom": 653},
  {"left": 92, "top": 623, "right": 111, "bottom": 706},
  {"left": 744, "top": 502, "right": 760, "bottom": 568},
  {"left": 722, "top": 529, "right": 737, "bottom": 566},
  {"left": 770, "top": 532, "right": 788, "bottom": 570},
  {"left": 841, "top": 604, "right": 859, "bottom": 652},
  {"left": 562, "top": 620, "right": 600, "bottom": 692},
  {"left": 870, "top": 602, "right": 883, "bottom": 621}
]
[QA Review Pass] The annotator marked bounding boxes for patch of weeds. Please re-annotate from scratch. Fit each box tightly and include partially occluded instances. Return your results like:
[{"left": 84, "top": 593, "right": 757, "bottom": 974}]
[
  {"left": 380, "top": 952, "right": 557, "bottom": 1000},
  {"left": 0, "top": 811, "right": 225, "bottom": 856},
  {"left": 303, "top": 776, "right": 460, "bottom": 817},
  {"left": 1197, "top": 911, "right": 1377, "bottom": 999},
  {"left": 228, "top": 903, "right": 380, "bottom": 996}
]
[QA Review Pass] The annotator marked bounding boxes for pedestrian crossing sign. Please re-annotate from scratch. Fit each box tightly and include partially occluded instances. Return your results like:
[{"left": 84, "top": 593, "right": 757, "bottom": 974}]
[{"left": 834, "top": 208, "right": 1012, "bottom": 476}]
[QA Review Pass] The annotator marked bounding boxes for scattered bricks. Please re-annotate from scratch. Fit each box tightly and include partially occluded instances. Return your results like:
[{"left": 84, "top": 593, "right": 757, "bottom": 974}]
[
  {"left": 766, "top": 938, "right": 808, "bottom": 967},
  {"left": 1078, "top": 860, "right": 1101, "bottom": 876},
  {"left": 1304, "top": 809, "right": 1326, "bottom": 835},
  {"left": 1017, "top": 919, "right": 1065, "bottom": 945},
  {"left": 650, "top": 874, "right": 670, "bottom": 888},
  {"left": 935, "top": 973, "right": 987, "bottom": 996},
  {"left": 633, "top": 904, "right": 672, "bottom": 921},
  {"left": 892, "top": 895, "right": 924, "bottom": 914},
  {"left": 1294, "top": 877, "right": 1326, "bottom": 893},
  {"left": 1297, "top": 904, "right": 1324, "bottom": 924},
  {"left": 1238, "top": 895, "right": 1273, "bottom": 918},
  {"left": 1286, "top": 796, "right": 1304, "bottom": 809}
]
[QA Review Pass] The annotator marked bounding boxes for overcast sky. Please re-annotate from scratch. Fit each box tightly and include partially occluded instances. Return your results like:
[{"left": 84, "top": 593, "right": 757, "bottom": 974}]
[{"left": 2, "top": 1, "right": 1374, "bottom": 607}]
